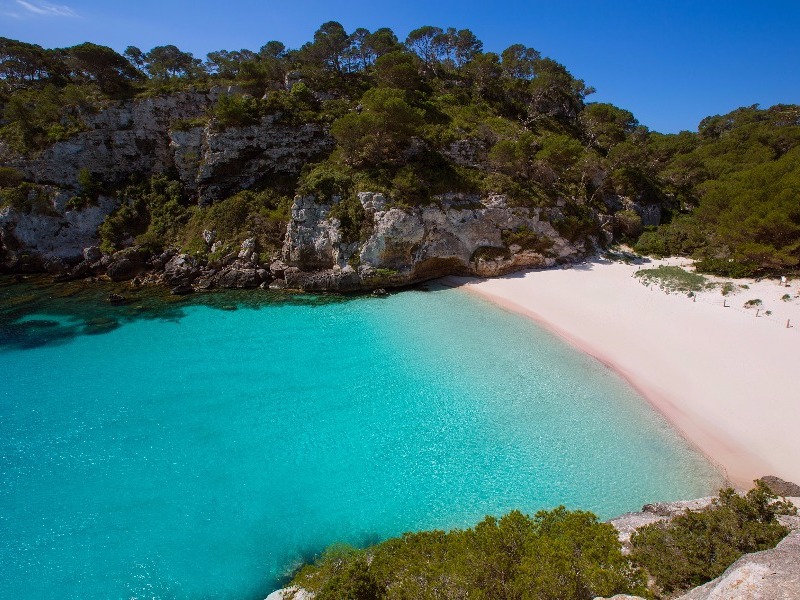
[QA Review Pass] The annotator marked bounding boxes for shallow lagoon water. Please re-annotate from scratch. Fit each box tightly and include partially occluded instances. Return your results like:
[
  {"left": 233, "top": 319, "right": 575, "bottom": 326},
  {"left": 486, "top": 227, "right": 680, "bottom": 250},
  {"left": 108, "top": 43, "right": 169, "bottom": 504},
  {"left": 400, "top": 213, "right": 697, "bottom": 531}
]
[{"left": 0, "top": 278, "right": 722, "bottom": 599}]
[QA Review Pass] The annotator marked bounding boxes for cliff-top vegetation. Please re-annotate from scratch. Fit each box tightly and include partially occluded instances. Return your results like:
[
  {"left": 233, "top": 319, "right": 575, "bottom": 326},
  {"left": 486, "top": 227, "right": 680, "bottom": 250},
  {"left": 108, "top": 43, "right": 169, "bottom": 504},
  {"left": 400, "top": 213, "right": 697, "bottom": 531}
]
[
  {"left": 290, "top": 482, "right": 795, "bottom": 600},
  {"left": 1, "top": 24, "right": 799, "bottom": 275}
]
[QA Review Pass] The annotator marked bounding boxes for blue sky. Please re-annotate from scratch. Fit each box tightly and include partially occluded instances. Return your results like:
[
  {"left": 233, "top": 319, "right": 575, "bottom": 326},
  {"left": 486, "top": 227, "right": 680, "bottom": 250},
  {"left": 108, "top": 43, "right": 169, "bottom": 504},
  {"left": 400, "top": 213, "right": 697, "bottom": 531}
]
[{"left": 3, "top": 0, "right": 798, "bottom": 133}]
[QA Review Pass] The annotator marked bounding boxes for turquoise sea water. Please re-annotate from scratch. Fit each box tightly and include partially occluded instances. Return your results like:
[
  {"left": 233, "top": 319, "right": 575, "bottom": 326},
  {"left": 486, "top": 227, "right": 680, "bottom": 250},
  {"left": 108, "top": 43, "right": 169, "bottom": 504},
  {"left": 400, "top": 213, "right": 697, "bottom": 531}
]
[{"left": 0, "top": 280, "right": 722, "bottom": 600}]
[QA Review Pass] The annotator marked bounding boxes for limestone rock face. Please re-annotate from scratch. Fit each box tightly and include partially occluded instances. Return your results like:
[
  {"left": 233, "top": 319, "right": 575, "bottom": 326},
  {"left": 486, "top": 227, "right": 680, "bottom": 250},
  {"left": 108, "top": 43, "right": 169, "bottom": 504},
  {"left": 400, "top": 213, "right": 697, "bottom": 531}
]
[
  {"left": 265, "top": 587, "right": 314, "bottom": 600},
  {"left": 760, "top": 476, "right": 800, "bottom": 497},
  {"left": 185, "top": 118, "right": 332, "bottom": 205},
  {"left": 11, "top": 92, "right": 210, "bottom": 189},
  {"left": 0, "top": 190, "right": 119, "bottom": 266},
  {"left": 0, "top": 90, "right": 334, "bottom": 269},
  {"left": 283, "top": 195, "right": 340, "bottom": 271},
  {"left": 677, "top": 530, "right": 800, "bottom": 600},
  {"left": 163, "top": 254, "right": 200, "bottom": 286},
  {"left": 6, "top": 90, "right": 332, "bottom": 206},
  {"left": 282, "top": 192, "right": 586, "bottom": 291}
]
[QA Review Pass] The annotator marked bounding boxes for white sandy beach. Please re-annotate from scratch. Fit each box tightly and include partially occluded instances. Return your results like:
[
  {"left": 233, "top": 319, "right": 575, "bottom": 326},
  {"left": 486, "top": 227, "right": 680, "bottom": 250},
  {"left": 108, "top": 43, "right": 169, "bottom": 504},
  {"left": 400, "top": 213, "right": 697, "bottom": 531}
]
[{"left": 450, "top": 258, "right": 800, "bottom": 489}]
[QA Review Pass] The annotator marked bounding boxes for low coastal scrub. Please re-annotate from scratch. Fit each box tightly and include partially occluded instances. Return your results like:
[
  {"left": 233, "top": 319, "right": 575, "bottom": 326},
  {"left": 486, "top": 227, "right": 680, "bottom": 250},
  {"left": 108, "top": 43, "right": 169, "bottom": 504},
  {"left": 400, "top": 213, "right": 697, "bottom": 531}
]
[
  {"left": 631, "top": 482, "right": 795, "bottom": 596},
  {"left": 292, "top": 507, "right": 649, "bottom": 600},
  {"left": 290, "top": 484, "right": 794, "bottom": 600},
  {"left": 98, "top": 177, "right": 291, "bottom": 256},
  {"left": 98, "top": 175, "right": 190, "bottom": 254},
  {"left": 634, "top": 265, "right": 708, "bottom": 293},
  {"left": 502, "top": 226, "right": 555, "bottom": 255},
  {"left": 179, "top": 189, "right": 291, "bottom": 255}
]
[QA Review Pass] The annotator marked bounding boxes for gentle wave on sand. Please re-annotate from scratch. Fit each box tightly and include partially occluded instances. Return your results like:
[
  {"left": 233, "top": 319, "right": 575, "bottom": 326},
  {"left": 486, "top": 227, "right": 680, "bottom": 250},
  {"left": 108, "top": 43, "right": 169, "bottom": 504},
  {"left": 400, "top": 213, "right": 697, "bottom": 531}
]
[{"left": 459, "top": 257, "right": 800, "bottom": 488}]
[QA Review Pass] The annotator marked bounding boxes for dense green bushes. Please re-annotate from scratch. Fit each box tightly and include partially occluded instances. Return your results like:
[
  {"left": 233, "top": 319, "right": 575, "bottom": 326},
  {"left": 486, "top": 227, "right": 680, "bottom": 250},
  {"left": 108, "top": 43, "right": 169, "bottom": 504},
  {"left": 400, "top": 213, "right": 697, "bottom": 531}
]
[
  {"left": 631, "top": 482, "right": 795, "bottom": 595},
  {"left": 290, "top": 485, "right": 794, "bottom": 599},
  {"left": 293, "top": 507, "right": 648, "bottom": 600},
  {"left": 502, "top": 226, "right": 555, "bottom": 255},
  {"left": 0, "top": 85, "right": 89, "bottom": 153},
  {"left": 98, "top": 175, "right": 189, "bottom": 253},
  {"left": 179, "top": 189, "right": 290, "bottom": 256},
  {"left": 0, "top": 181, "right": 53, "bottom": 214},
  {"left": 633, "top": 106, "right": 800, "bottom": 275},
  {"left": 331, "top": 88, "right": 424, "bottom": 167},
  {"left": 98, "top": 177, "right": 291, "bottom": 257}
]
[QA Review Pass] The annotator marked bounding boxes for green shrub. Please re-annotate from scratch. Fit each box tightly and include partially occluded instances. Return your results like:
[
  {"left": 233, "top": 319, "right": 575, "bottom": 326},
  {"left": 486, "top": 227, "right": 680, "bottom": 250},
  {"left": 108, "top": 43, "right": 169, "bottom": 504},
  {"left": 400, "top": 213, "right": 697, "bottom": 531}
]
[
  {"left": 171, "top": 117, "right": 209, "bottom": 131},
  {"left": 633, "top": 217, "right": 708, "bottom": 259},
  {"left": 694, "top": 257, "right": 760, "bottom": 278},
  {"left": 294, "top": 546, "right": 383, "bottom": 600},
  {"left": 390, "top": 166, "right": 426, "bottom": 204},
  {"left": 65, "top": 168, "right": 102, "bottom": 210},
  {"left": 630, "top": 482, "right": 795, "bottom": 595},
  {"left": 614, "top": 209, "right": 643, "bottom": 239},
  {"left": 634, "top": 265, "right": 708, "bottom": 293},
  {"left": 98, "top": 175, "right": 190, "bottom": 253},
  {"left": 0, "top": 85, "right": 87, "bottom": 154},
  {"left": 743, "top": 298, "right": 762, "bottom": 308},
  {"left": 633, "top": 229, "right": 669, "bottom": 258},
  {"left": 212, "top": 93, "right": 263, "bottom": 127},
  {"left": 1, "top": 184, "right": 31, "bottom": 212},
  {"left": 471, "top": 246, "right": 511, "bottom": 262},
  {"left": 502, "top": 227, "right": 555, "bottom": 255},
  {"left": 0, "top": 182, "right": 54, "bottom": 214},
  {"left": 330, "top": 88, "right": 424, "bottom": 167},
  {"left": 553, "top": 202, "right": 601, "bottom": 243},
  {"left": 179, "top": 189, "right": 290, "bottom": 256},
  {"left": 0, "top": 167, "right": 24, "bottom": 188},
  {"left": 298, "top": 161, "right": 354, "bottom": 201},
  {"left": 293, "top": 507, "right": 648, "bottom": 600},
  {"left": 328, "top": 195, "right": 368, "bottom": 245}
]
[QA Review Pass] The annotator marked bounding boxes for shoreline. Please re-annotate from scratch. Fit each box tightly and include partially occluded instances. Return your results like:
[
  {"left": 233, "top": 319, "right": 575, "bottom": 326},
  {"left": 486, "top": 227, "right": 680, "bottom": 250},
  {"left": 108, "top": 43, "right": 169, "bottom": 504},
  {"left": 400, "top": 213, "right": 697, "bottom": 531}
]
[{"left": 446, "top": 258, "right": 800, "bottom": 489}]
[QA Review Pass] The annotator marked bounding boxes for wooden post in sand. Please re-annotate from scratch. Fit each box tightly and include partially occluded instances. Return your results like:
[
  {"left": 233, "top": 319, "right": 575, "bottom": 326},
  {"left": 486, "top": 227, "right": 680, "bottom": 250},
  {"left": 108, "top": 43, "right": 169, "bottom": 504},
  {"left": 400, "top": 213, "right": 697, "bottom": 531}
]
[
  {"left": 755, "top": 309, "right": 760, "bottom": 317},
  {"left": 788, "top": 319, "right": 793, "bottom": 329},
  {"left": 723, "top": 299, "right": 728, "bottom": 307}
]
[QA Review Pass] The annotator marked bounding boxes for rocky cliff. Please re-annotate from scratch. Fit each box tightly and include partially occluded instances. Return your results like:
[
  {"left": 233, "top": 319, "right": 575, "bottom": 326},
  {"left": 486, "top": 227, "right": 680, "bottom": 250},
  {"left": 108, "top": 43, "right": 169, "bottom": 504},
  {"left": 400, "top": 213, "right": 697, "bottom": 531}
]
[
  {"left": 1, "top": 189, "right": 587, "bottom": 292},
  {"left": 281, "top": 192, "right": 585, "bottom": 291},
  {"left": 1, "top": 90, "right": 613, "bottom": 291},
  {"left": 1, "top": 88, "right": 332, "bottom": 205}
]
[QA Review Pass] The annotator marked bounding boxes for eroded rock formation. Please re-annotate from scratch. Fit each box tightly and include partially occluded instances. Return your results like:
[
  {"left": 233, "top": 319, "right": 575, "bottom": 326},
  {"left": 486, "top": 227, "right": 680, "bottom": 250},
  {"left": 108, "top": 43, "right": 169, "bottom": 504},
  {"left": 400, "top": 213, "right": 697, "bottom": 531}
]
[{"left": 282, "top": 192, "right": 586, "bottom": 291}]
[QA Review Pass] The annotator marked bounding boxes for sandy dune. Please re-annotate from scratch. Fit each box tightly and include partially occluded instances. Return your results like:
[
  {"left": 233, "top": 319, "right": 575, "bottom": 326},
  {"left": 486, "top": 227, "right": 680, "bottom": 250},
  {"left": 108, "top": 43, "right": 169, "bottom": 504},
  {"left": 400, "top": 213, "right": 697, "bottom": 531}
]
[{"left": 450, "top": 258, "right": 800, "bottom": 488}]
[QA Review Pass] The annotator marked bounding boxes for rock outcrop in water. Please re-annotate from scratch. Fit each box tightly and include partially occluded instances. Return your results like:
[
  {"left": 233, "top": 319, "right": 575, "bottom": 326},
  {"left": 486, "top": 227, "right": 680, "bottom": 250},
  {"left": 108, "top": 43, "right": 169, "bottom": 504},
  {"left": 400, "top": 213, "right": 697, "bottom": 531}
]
[
  {"left": 281, "top": 192, "right": 585, "bottom": 291},
  {"left": 1, "top": 186, "right": 590, "bottom": 292}
]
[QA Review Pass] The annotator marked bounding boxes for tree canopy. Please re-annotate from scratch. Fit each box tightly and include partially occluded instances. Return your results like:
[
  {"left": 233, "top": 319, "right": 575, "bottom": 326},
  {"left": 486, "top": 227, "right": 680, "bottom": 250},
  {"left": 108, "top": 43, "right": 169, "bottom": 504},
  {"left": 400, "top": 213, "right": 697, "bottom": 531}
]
[{"left": 1, "top": 25, "right": 799, "bottom": 275}]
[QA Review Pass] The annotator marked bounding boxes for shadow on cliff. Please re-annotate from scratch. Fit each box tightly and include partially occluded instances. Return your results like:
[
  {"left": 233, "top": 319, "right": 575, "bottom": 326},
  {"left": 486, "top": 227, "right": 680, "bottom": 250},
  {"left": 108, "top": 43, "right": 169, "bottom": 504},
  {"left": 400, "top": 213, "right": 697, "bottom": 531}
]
[{"left": 437, "top": 254, "right": 654, "bottom": 288}]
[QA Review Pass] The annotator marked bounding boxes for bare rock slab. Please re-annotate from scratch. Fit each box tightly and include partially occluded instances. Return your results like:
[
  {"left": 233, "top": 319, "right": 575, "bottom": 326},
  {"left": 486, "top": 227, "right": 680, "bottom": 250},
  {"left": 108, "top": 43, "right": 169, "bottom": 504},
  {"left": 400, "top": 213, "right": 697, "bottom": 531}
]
[{"left": 677, "top": 530, "right": 800, "bottom": 600}]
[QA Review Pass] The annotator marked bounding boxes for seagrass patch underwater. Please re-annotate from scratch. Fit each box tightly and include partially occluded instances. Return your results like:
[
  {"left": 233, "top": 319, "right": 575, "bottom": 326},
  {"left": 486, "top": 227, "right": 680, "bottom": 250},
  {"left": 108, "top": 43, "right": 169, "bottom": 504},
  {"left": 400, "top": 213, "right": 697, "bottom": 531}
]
[{"left": 0, "top": 279, "right": 722, "bottom": 599}]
